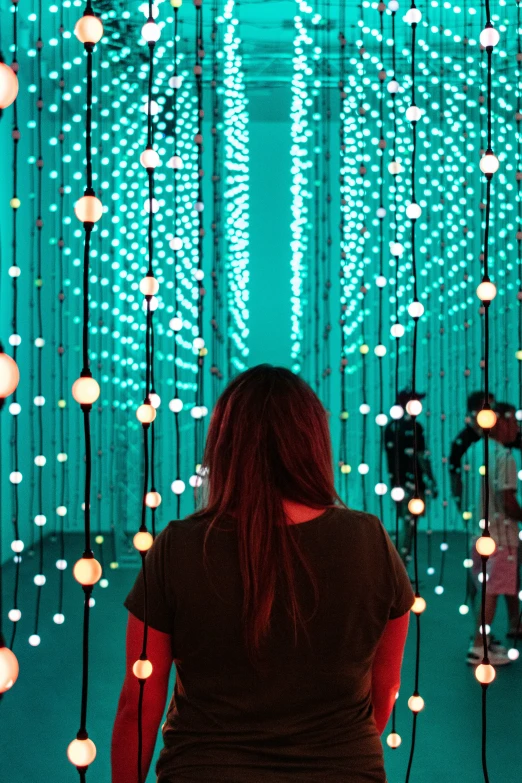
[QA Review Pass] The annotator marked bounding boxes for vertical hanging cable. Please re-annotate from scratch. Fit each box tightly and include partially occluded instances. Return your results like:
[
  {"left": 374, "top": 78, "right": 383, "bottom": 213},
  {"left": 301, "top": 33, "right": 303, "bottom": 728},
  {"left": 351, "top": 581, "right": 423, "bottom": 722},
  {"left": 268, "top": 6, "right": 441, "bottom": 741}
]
[
  {"left": 210, "top": 0, "right": 222, "bottom": 405},
  {"left": 54, "top": 0, "right": 68, "bottom": 627},
  {"left": 473, "top": 6, "right": 502, "bottom": 782},
  {"left": 312, "top": 37, "right": 321, "bottom": 395},
  {"left": 169, "top": 0, "right": 184, "bottom": 519},
  {"left": 338, "top": 0, "right": 350, "bottom": 502},
  {"left": 404, "top": 3, "right": 427, "bottom": 781},
  {"left": 7, "top": 0, "right": 22, "bottom": 654},
  {"left": 321, "top": 0, "right": 332, "bottom": 409},
  {"left": 32, "top": 0, "right": 46, "bottom": 649},
  {"left": 135, "top": 7, "right": 163, "bottom": 782},
  {"left": 386, "top": 0, "right": 404, "bottom": 751},
  {"left": 192, "top": 0, "right": 206, "bottom": 484},
  {"left": 66, "top": 3, "right": 104, "bottom": 777},
  {"left": 375, "top": 1, "right": 387, "bottom": 525}
]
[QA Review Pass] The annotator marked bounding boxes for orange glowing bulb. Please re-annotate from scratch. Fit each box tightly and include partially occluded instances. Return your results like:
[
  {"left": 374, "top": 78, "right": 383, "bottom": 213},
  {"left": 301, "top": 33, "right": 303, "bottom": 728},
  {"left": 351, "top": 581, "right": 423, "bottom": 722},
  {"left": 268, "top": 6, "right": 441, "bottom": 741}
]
[
  {"left": 67, "top": 737, "right": 97, "bottom": 767},
  {"left": 0, "top": 352, "right": 20, "bottom": 398},
  {"left": 475, "top": 663, "right": 496, "bottom": 685},
  {"left": 476, "top": 536, "right": 496, "bottom": 557},
  {"left": 408, "top": 694, "right": 425, "bottom": 713},
  {"left": 73, "top": 557, "right": 102, "bottom": 586},
  {"left": 145, "top": 491, "right": 162, "bottom": 508},
  {"left": 136, "top": 403, "right": 156, "bottom": 424},
  {"left": 133, "top": 659, "right": 153, "bottom": 679},
  {"left": 74, "top": 195, "right": 103, "bottom": 223},
  {"left": 133, "top": 531, "right": 153, "bottom": 552},
  {"left": 386, "top": 732, "right": 402, "bottom": 749},
  {"left": 408, "top": 497, "right": 425, "bottom": 516},
  {"left": 411, "top": 596, "right": 427, "bottom": 614},
  {"left": 0, "top": 62, "right": 19, "bottom": 109},
  {"left": 72, "top": 376, "right": 100, "bottom": 405},
  {"left": 74, "top": 14, "right": 104, "bottom": 45},
  {"left": 476, "top": 408, "right": 497, "bottom": 429},
  {"left": 0, "top": 646, "right": 19, "bottom": 693}
]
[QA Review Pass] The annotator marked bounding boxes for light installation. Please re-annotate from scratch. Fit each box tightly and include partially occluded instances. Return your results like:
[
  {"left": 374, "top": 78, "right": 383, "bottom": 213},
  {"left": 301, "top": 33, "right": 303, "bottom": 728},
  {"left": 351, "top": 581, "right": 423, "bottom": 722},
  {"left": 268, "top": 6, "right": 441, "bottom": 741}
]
[{"left": 0, "top": 0, "right": 522, "bottom": 778}]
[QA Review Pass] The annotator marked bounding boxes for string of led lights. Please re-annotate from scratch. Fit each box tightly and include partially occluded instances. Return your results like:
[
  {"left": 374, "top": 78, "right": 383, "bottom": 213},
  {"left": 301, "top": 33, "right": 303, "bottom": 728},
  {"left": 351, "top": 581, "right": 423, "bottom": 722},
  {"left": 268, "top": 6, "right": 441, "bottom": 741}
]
[
  {"left": 321, "top": 0, "right": 332, "bottom": 409},
  {"left": 473, "top": 5, "right": 503, "bottom": 782},
  {"left": 134, "top": 6, "right": 163, "bottom": 780},
  {"left": 66, "top": 2, "right": 104, "bottom": 776},
  {"left": 222, "top": 0, "right": 250, "bottom": 378},
  {"left": 403, "top": 3, "right": 427, "bottom": 781},
  {"left": 0, "top": 24, "right": 20, "bottom": 691},
  {"left": 210, "top": 0, "right": 223, "bottom": 402}
]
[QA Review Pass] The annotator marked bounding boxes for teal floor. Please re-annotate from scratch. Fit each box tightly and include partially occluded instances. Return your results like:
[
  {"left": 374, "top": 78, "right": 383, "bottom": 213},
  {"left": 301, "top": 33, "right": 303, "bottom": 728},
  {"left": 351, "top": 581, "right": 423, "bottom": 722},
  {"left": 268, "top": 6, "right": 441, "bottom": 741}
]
[{"left": 1, "top": 531, "right": 521, "bottom": 782}]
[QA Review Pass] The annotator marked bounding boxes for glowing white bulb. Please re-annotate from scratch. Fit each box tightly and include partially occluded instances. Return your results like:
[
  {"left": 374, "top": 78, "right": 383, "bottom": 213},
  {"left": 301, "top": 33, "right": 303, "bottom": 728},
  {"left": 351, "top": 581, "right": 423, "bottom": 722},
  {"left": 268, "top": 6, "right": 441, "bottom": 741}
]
[
  {"left": 34, "top": 574, "right": 46, "bottom": 587},
  {"left": 387, "top": 79, "right": 399, "bottom": 94},
  {"left": 169, "top": 75, "right": 183, "bottom": 90},
  {"left": 408, "top": 301, "right": 424, "bottom": 319},
  {"left": 57, "top": 452, "right": 68, "bottom": 463},
  {"left": 56, "top": 505, "right": 67, "bottom": 517},
  {"left": 9, "top": 402, "right": 21, "bottom": 415},
  {"left": 169, "top": 398, "right": 183, "bottom": 413},
  {"left": 388, "top": 0, "right": 399, "bottom": 11},
  {"left": 11, "top": 540, "right": 24, "bottom": 553},
  {"left": 28, "top": 634, "right": 41, "bottom": 647},
  {"left": 56, "top": 559, "right": 67, "bottom": 570},
  {"left": 193, "top": 337, "right": 205, "bottom": 351},
  {"left": 390, "top": 242, "right": 404, "bottom": 257},
  {"left": 376, "top": 275, "right": 387, "bottom": 288},
  {"left": 8, "top": 609, "right": 21, "bottom": 622},
  {"left": 170, "top": 237, "right": 183, "bottom": 251},
  {"left": 144, "top": 197, "right": 160, "bottom": 214},
  {"left": 171, "top": 479, "right": 186, "bottom": 495},
  {"left": 476, "top": 281, "right": 497, "bottom": 302},
  {"left": 140, "top": 148, "right": 160, "bottom": 169},
  {"left": 440, "top": 542, "right": 449, "bottom": 552},
  {"left": 406, "top": 399, "right": 423, "bottom": 416},
  {"left": 358, "top": 463, "right": 369, "bottom": 475},
  {"left": 189, "top": 474, "right": 203, "bottom": 488},
  {"left": 169, "top": 317, "right": 183, "bottom": 331},
  {"left": 168, "top": 154, "right": 184, "bottom": 169},
  {"left": 427, "top": 566, "right": 435, "bottom": 576},
  {"left": 459, "top": 605, "right": 470, "bottom": 615},
  {"left": 406, "top": 202, "right": 422, "bottom": 221},
  {"left": 377, "top": 206, "right": 386, "bottom": 219},
  {"left": 34, "top": 455, "right": 46, "bottom": 467},
  {"left": 376, "top": 413, "right": 388, "bottom": 427},
  {"left": 54, "top": 613, "right": 65, "bottom": 625},
  {"left": 141, "top": 20, "right": 160, "bottom": 43},
  {"left": 149, "top": 392, "right": 161, "bottom": 409},
  {"left": 390, "top": 404, "right": 404, "bottom": 420},
  {"left": 405, "top": 105, "right": 423, "bottom": 123},
  {"left": 434, "top": 585, "right": 444, "bottom": 595},
  {"left": 479, "top": 26, "right": 500, "bottom": 48},
  {"left": 34, "top": 337, "right": 44, "bottom": 348},
  {"left": 391, "top": 487, "right": 405, "bottom": 502},
  {"left": 34, "top": 395, "right": 45, "bottom": 406},
  {"left": 9, "top": 471, "right": 22, "bottom": 484},
  {"left": 374, "top": 344, "right": 386, "bottom": 358},
  {"left": 390, "top": 323, "right": 404, "bottom": 339},
  {"left": 191, "top": 405, "right": 203, "bottom": 420},
  {"left": 479, "top": 152, "right": 499, "bottom": 176},
  {"left": 405, "top": 7, "right": 422, "bottom": 25},
  {"left": 141, "top": 99, "right": 160, "bottom": 116},
  {"left": 508, "top": 648, "right": 520, "bottom": 661},
  {"left": 359, "top": 403, "right": 370, "bottom": 415},
  {"left": 34, "top": 515, "right": 46, "bottom": 527},
  {"left": 375, "top": 483, "right": 388, "bottom": 496}
]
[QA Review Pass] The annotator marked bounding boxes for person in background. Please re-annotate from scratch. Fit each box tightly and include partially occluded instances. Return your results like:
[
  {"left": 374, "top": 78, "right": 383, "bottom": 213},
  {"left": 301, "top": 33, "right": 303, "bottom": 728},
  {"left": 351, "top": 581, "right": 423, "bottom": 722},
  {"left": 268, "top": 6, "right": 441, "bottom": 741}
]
[
  {"left": 384, "top": 389, "right": 438, "bottom": 562},
  {"left": 467, "top": 402, "right": 522, "bottom": 667},
  {"left": 450, "top": 391, "right": 495, "bottom": 510},
  {"left": 112, "top": 365, "right": 413, "bottom": 783}
]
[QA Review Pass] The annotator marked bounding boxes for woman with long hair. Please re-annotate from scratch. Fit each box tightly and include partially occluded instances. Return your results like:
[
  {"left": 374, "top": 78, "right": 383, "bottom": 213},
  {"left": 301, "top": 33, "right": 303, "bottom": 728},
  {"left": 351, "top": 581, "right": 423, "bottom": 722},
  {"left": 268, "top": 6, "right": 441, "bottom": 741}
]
[{"left": 112, "top": 365, "right": 413, "bottom": 782}]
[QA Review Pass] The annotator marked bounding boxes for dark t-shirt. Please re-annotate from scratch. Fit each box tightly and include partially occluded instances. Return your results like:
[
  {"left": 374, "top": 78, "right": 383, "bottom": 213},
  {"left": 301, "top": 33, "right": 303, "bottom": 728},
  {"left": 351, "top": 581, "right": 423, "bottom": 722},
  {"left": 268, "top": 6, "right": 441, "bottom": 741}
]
[{"left": 125, "top": 506, "right": 414, "bottom": 783}]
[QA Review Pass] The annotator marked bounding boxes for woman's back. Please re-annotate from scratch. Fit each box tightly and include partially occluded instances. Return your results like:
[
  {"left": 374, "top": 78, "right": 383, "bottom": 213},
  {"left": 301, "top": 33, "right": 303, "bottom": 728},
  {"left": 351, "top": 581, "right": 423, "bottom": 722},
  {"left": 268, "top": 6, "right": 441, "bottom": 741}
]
[{"left": 125, "top": 506, "right": 413, "bottom": 782}]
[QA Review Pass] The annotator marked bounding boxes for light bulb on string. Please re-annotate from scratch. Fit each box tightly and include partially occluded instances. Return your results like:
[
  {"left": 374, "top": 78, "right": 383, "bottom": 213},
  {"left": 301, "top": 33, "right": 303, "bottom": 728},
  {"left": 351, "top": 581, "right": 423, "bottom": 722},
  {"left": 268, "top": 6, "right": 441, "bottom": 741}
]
[
  {"left": 67, "top": 738, "right": 97, "bottom": 768},
  {"left": 74, "top": 13, "right": 104, "bottom": 45},
  {"left": 479, "top": 25, "right": 500, "bottom": 49},
  {"left": 142, "top": 19, "right": 161, "bottom": 43},
  {"left": 0, "top": 350, "right": 20, "bottom": 398},
  {"left": 0, "top": 647, "right": 19, "bottom": 693},
  {"left": 476, "top": 408, "right": 497, "bottom": 429},
  {"left": 75, "top": 194, "right": 103, "bottom": 223},
  {"left": 0, "top": 62, "right": 19, "bottom": 109}
]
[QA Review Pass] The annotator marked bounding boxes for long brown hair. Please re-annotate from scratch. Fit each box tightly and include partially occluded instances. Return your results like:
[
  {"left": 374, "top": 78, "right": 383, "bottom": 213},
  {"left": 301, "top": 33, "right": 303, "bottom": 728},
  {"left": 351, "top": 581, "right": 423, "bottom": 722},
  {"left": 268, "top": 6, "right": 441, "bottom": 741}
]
[{"left": 195, "top": 365, "right": 339, "bottom": 659}]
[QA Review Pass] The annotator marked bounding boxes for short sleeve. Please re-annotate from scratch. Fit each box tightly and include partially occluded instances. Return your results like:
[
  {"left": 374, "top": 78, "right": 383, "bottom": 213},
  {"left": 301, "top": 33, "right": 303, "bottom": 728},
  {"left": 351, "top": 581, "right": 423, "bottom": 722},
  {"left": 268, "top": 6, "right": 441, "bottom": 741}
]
[
  {"left": 124, "top": 524, "right": 175, "bottom": 634},
  {"left": 495, "top": 448, "right": 517, "bottom": 492},
  {"left": 379, "top": 523, "right": 415, "bottom": 619}
]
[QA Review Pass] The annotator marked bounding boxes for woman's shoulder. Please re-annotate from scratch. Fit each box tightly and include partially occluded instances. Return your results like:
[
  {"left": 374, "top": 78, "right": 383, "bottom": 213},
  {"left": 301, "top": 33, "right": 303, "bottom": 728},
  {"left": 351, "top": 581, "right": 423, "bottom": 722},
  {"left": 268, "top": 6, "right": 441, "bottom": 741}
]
[{"left": 329, "top": 505, "right": 382, "bottom": 529}]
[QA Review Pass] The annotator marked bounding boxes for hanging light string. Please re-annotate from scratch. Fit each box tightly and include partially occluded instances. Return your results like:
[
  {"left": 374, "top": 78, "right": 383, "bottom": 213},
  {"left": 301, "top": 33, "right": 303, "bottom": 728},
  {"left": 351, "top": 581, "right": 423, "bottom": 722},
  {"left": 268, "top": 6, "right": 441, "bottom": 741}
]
[
  {"left": 338, "top": 0, "right": 350, "bottom": 501},
  {"left": 404, "top": 3, "right": 427, "bottom": 781},
  {"left": 8, "top": 0, "right": 22, "bottom": 653},
  {"left": 518, "top": 0, "right": 522, "bottom": 455},
  {"left": 435, "top": 7, "right": 449, "bottom": 595},
  {"left": 193, "top": 0, "right": 206, "bottom": 476},
  {"left": 170, "top": 0, "right": 183, "bottom": 519},
  {"left": 473, "top": 4, "right": 502, "bottom": 781},
  {"left": 54, "top": 0, "right": 68, "bottom": 627},
  {"left": 134, "top": 4, "right": 166, "bottom": 779},
  {"left": 210, "top": 0, "right": 222, "bottom": 405},
  {"left": 357, "top": 0, "right": 369, "bottom": 512},
  {"left": 375, "top": 1, "right": 387, "bottom": 522},
  {"left": 66, "top": 2, "right": 104, "bottom": 776},
  {"left": 32, "top": 0, "right": 46, "bottom": 649},
  {"left": 321, "top": 0, "right": 332, "bottom": 409},
  {"left": 386, "top": 0, "right": 403, "bottom": 753},
  {"left": 312, "top": 39, "right": 321, "bottom": 394}
]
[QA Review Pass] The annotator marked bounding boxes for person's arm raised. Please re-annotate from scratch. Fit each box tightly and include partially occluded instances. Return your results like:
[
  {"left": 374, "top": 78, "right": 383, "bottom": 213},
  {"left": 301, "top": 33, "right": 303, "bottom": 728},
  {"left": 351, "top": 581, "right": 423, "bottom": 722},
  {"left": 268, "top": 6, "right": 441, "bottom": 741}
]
[
  {"left": 112, "top": 613, "right": 173, "bottom": 783},
  {"left": 371, "top": 612, "right": 410, "bottom": 735}
]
